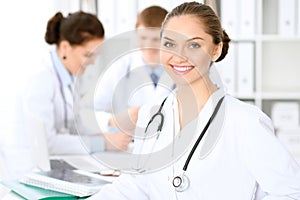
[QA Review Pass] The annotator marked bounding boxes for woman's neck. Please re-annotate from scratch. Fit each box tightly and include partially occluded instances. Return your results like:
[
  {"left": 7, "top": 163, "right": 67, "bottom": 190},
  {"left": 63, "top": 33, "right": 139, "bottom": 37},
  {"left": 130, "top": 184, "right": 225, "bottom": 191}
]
[
  {"left": 56, "top": 47, "right": 71, "bottom": 73},
  {"left": 176, "top": 77, "right": 217, "bottom": 129}
]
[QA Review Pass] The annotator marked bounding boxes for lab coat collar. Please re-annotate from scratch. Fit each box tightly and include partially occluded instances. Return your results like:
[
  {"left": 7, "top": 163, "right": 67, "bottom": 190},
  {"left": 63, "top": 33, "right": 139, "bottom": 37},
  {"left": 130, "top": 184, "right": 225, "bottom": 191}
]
[{"left": 50, "top": 50, "right": 73, "bottom": 87}]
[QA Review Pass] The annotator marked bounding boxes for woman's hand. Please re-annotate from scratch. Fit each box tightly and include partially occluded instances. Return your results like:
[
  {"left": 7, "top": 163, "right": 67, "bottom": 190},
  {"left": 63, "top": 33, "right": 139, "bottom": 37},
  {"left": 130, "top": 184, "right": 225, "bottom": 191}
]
[
  {"left": 108, "top": 106, "right": 141, "bottom": 135},
  {"left": 104, "top": 132, "right": 132, "bottom": 151}
]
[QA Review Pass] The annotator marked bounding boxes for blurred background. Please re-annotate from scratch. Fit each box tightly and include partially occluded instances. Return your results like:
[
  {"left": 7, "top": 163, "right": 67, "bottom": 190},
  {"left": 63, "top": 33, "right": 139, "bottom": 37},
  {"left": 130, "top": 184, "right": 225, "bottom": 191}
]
[{"left": 0, "top": 0, "right": 299, "bottom": 176}]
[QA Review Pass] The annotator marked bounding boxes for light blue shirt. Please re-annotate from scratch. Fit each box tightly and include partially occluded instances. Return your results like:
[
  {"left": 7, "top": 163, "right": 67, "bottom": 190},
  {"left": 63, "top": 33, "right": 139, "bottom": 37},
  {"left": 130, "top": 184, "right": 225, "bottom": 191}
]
[
  {"left": 51, "top": 50, "right": 73, "bottom": 90},
  {"left": 144, "top": 64, "right": 164, "bottom": 79}
]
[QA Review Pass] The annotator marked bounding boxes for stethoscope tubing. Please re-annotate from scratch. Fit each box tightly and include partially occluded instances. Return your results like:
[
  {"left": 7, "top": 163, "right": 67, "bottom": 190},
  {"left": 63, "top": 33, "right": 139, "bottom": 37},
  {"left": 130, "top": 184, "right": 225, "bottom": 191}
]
[
  {"left": 182, "top": 96, "right": 225, "bottom": 171},
  {"left": 143, "top": 93, "right": 225, "bottom": 192}
]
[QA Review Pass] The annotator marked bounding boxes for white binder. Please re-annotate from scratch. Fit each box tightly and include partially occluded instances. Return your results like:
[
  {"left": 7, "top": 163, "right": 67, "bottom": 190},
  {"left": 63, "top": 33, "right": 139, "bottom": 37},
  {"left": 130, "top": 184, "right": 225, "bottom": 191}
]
[
  {"left": 97, "top": 0, "right": 116, "bottom": 37},
  {"left": 236, "top": 42, "right": 254, "bottom": 96},
  {"left": 239, "top": 0, "right": 256, "bottom": 35},
  {"left": 278, "top": 0, "right": 296, "bottom": 36},
  {"left": 115, "top": 0, "right": 137, "bottom": 35},
  {"left": 215, "top": 42, "right": 236, "bottom": 95},
  {"left": 277, "top": 128, "right": 300, "bottom": 164},
  {"left": 221, "top": 0, "right": 238, "bottom": 37},
  {"left": 271, "top": 102, "right": 300, "bottom": 129},
  {"left": 298, "top": 0, "right": 300, "bottom": 35}
]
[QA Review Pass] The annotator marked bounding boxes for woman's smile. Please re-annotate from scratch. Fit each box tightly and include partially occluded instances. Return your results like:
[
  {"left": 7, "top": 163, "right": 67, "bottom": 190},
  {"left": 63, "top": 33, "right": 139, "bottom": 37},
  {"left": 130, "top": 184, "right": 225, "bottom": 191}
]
[{"left": 170, "top": 64, "right": 194, "bottom": 75}]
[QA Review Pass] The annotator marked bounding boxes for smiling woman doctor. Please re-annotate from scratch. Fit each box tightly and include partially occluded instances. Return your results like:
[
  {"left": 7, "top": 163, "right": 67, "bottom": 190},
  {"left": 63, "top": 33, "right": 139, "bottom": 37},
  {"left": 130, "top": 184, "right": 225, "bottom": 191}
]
[{"left": 89, "top": 2, "right": 300, "bottom": 200}]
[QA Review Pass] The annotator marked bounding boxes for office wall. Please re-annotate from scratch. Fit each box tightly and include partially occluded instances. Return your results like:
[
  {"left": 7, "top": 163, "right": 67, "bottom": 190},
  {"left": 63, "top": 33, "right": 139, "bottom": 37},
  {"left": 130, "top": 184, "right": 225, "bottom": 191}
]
[{"left": 0, "top": 0, "right": 82, "bottom": 179}]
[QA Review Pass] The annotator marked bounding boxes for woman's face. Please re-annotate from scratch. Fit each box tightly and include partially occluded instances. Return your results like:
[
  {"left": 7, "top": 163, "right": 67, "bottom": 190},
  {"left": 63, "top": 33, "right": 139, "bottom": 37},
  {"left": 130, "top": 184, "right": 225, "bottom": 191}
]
[
  {"left": 160, "top": 15, "right": 222, "bottom": 86},
  {"left": 64, "top": 38, "right": 103, "bottom": 75}
]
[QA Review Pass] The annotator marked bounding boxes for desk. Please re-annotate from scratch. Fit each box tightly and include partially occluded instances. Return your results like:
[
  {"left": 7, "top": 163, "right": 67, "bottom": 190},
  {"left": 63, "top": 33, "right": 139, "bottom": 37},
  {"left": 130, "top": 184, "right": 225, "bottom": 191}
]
[
  {"left": 51, "top": 154, "right": 108, "bottom": 173},
  {"left": 0, "top": 154, "right": 117, "bottom": 199}
]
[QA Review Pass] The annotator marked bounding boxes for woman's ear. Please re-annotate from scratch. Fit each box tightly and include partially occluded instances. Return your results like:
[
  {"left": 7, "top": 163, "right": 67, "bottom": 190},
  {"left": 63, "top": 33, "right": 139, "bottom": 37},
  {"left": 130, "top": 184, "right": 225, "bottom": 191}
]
[
  {"left": 211, "top": 42, "right": 223, "bottom": 62},
  {"left": 58, "top": 40, "right": 71, "bottom": 57}
]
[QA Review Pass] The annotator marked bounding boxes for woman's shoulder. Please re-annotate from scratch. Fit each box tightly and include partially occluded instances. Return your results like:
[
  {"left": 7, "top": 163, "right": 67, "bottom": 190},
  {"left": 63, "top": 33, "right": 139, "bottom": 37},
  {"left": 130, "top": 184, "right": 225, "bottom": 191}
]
[
  {"left": 225, "top": 95, "right": 263, "bottom": 116},
  {"left": 26, "top": 51, "right": 57, "bottom": 90},
  {"left": 225, "top": 95, "right": 274, "bottom": 132}
]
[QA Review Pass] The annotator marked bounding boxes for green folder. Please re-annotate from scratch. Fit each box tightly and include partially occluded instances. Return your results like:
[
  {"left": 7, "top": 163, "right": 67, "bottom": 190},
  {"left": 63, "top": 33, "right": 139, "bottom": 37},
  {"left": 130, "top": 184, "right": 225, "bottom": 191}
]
[{"left": 2, "top": 180, "right": 77, "bottom": 200}]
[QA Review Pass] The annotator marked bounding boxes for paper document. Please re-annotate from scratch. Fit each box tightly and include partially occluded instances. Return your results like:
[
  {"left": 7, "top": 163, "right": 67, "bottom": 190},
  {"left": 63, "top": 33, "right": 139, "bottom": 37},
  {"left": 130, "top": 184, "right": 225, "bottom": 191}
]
[{"left": 20, "top": 169, "right": 111, "bottom": 197}]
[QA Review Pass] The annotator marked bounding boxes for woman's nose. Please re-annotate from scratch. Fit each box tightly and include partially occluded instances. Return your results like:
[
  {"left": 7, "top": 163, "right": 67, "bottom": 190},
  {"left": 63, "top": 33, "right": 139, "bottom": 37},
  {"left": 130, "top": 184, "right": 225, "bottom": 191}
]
[{"left": 171, "top": 48, "right": 188, "bottom": 63}]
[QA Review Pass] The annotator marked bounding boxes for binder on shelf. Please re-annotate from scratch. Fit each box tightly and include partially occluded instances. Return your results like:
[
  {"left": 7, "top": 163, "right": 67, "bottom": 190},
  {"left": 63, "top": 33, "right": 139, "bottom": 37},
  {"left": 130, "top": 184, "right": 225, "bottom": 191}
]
[
  {"left": 215, "top": 42, "right": 236, "bottom": 95},
  {"left": 276, "top": 128, "right": 300, "bottom": 161},
  {"left": 20, "top": 169, "right": 111, "bottom": 197},
  {"left": 221, "top": 0, "right": 238, "bottom": 37},
  {"left": 115, "top": 0, "right": 137, "bottom": 35},
  {"left": 239, "top": 0, "right": 255, "bottom": 35},
  {"left": 97, "top": 0, "right": 116, "bottom": 37},
  {"left": 271, "top": 102, "right": 300, "bottom": 129},
  {"left": 278, "top": 0, "right": 296, "bottom": 36},
  {"left": 236, "top": 42, "right": 254, "bottom": 96},
  {"left": 298, "top": 0, "right": 300, "bottom": 35}
]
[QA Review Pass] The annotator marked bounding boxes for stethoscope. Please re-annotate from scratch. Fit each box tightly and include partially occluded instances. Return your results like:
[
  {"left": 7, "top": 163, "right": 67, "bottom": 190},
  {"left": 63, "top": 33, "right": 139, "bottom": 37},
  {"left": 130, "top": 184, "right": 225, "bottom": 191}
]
[
  {"left": 51, "top": 52, "right": 73, "bottom": 129},
  {"left": 144, "top": 95, "right": 225, "bottom": 192}
]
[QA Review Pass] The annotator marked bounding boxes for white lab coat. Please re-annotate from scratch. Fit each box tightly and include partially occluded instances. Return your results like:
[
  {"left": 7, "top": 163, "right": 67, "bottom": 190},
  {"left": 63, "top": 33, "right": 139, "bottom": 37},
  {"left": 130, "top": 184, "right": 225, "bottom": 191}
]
[
  {"left": 23, "top": 49, "right": 103, "bottom": 155},
  {"left": 89, "top": 88, "right": 300, "bottom": 200},
  {"left": 94, "top": 51, "right": 174, "bottom": 132}
]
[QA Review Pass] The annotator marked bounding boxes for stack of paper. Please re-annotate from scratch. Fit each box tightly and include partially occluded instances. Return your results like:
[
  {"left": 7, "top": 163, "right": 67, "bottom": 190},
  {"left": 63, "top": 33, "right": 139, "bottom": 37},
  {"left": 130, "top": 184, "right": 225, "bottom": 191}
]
[
  {"left": 2, "top": 180, "right": 76, "bottom": 200},
  {"left": 20, "top": 169, "right": 111, "bottom": 198}
]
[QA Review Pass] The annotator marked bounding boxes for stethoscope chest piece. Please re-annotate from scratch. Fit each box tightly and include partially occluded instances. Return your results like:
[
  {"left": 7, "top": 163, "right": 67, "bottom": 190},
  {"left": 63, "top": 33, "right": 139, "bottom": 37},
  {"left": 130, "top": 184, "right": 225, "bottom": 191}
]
[{"left": 172, "top": 173, "right": 190, "bottom": 192}]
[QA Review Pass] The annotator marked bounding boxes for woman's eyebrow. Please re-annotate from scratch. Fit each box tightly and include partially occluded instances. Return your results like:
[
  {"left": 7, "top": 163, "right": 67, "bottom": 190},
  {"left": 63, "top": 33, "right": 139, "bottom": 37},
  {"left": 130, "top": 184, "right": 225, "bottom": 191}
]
[
  {"left": 162, "top": 36, "right": 175, "bottom": 41},
  {"left": 187, "top": 37, "right": 204, "bottom": 41},
  {"left": 162, "top": 36, "right": 204, "bottom": 42}
]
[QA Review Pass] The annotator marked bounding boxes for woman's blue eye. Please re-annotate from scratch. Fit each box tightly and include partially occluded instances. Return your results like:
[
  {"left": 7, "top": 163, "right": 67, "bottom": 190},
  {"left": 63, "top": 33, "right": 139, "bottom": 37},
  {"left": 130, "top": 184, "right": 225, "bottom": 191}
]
[
  {"left": 190, "top": 43, "right": 200, "bottom": 49},
  {"left": 163, "top": 42, "right": 175, "bottom": 48}
]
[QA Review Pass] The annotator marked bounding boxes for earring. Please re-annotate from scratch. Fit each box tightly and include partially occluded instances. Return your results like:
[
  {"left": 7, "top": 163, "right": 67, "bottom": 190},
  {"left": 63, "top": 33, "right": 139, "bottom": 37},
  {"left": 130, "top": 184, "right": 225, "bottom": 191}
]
[{"left": 63, "top": 56, "right": 67, "bottom": 60}]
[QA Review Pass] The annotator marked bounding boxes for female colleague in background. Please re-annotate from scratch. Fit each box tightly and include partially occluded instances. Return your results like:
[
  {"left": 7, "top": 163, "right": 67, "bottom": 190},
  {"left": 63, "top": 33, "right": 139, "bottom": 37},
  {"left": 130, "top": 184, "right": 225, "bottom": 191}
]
[
  {"left": 94, "top": 6, "right": 174, "bottom": 137},
  {"left": 23, "top": 11, "right": 131, "bottom": 155},
  {"left": 90, "top": 2, "right": 300, "bottom": 199}
]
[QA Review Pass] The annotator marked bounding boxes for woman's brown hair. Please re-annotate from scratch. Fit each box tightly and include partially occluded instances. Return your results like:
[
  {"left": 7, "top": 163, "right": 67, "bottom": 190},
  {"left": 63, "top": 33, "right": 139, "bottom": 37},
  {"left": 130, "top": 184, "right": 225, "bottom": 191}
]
[
  {"left": 162, "top": 2, "right": 230, "bottom": 62},
  {"left": 45, "top": 11, "right": 105, "bottom": 46}
]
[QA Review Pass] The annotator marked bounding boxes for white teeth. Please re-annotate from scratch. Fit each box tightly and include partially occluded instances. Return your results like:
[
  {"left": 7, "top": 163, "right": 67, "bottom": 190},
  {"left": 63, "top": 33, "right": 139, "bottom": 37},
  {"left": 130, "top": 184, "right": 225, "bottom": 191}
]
[{"left": 173, "top": 66, "right": 192, "bottom": 72}]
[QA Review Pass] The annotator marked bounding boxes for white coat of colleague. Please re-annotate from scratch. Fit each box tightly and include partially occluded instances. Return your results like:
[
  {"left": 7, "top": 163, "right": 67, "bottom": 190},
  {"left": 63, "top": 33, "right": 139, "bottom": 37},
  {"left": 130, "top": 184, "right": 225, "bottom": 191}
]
[
  {"left": 23, "top": 11, "right": 131, "bottom": 155},
  {"left": 94, "top": 6, "right": 175, "bottom": 146},
  {"left": 89, "top": 2, "right": 300, "bottom": 199}
]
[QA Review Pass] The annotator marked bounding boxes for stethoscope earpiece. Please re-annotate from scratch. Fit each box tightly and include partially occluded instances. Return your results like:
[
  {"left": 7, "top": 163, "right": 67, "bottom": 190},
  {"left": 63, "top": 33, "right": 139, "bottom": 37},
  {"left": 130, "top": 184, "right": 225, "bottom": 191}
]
[{"left": 172, "top": 174, "right": 190, "bottom": 192}]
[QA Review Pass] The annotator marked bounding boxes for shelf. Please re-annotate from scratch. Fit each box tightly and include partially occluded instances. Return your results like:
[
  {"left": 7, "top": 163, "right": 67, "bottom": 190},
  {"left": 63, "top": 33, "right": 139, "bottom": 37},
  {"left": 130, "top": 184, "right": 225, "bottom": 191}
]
[
  {"left": 219, "top": 0, "right": 300, "bottom": 131},
  {"left": 261, "top": 93, "right": 300, "bottom": 100},
  {"left": 261, "top": 41, "right": 300, "bottom": 94},
  {"left": 231, "top": 37, "right": 256, "bottom": 42}
]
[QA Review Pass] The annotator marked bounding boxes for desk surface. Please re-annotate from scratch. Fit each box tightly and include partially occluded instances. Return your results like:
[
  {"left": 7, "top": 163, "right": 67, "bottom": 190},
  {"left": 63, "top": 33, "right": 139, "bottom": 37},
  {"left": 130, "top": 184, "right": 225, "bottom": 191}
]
[
  {"left": 51, "top": 154, "right": 108, "bottom": 172},
  {"left": 0, "top": 154, "right": 117, "bottom": 199}
]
